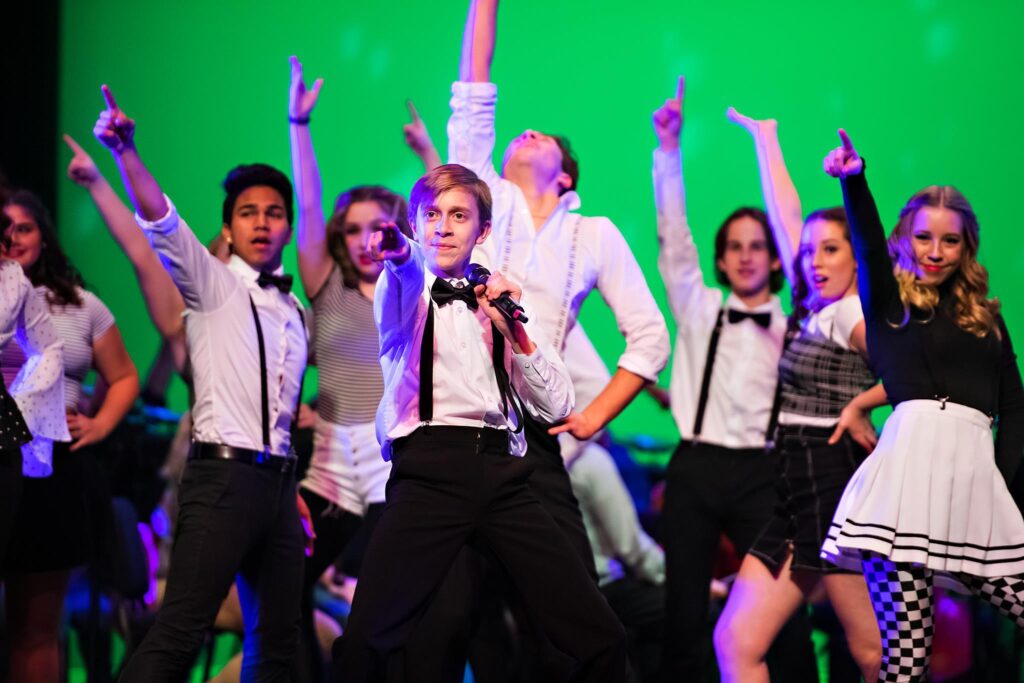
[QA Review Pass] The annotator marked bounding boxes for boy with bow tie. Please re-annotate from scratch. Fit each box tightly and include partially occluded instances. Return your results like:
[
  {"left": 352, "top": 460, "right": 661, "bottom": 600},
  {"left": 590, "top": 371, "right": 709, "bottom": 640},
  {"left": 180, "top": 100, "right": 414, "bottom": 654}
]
[{"left": 333, "top": 163, "right": 625, "bottom": 682}]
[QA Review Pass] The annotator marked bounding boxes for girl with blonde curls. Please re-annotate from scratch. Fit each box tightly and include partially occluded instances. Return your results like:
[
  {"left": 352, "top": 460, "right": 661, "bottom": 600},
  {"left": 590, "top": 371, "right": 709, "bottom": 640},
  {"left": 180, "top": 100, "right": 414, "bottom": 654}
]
[{"left": 823, "top": 130, "right": 1024, "bottom": 682}]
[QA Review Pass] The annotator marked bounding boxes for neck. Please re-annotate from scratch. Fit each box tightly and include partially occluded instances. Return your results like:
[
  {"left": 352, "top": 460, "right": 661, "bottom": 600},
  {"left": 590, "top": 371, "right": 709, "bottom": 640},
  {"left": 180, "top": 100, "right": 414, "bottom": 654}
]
[
  {"left": 733, "top": 287, "right": 772, "bottom": 309},
  {"left": 505, "top": 170, "right": 562, "bottom": 230},
  {"left": 427, "top": 261, "right": 469, "bottom": 282},
  {"left": 357, "top": 277, "right": 376, "bottom": 300}
]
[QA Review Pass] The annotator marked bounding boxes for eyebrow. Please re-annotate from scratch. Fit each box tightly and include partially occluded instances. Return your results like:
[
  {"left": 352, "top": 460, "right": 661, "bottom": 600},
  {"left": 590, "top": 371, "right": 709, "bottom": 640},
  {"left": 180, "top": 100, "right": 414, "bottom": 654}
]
[{"left": 236, "top": 203, "right": 285, "bottom": 212}]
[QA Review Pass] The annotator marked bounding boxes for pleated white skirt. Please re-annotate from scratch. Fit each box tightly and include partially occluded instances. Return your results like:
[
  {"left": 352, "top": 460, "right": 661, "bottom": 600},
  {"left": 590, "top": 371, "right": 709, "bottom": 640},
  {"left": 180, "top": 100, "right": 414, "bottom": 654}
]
[{"left": 821, "top": 400, "right": 1024, "bottom": 578}]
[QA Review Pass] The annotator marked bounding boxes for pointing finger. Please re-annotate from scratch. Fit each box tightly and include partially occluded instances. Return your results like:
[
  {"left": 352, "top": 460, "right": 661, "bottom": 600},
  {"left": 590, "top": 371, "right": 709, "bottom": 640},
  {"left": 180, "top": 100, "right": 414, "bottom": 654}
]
[
  {"left": 63, "top": 133, "right": 86, "bottom": 155},
  {"left": 290, "top": 55, "right": 302, "bottom": 81},
  {"left": 675, "top": 75, "right": 685, "bottom": 104},
  {"left": 838, "top": 128, "right": 855, "bottom": 153},
  {"left": 406, "top": 99, "right": 422, "bottom": 123},
  {"left": 101, "top": 84, "right": 119, "bottom": 113}
]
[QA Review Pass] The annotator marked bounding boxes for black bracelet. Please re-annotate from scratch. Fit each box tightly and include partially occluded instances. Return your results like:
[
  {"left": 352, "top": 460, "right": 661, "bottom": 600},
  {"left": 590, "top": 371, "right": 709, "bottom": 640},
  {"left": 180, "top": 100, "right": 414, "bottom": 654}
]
[{"left": 289, "top": 115, "right": 310, "bottom": 125}]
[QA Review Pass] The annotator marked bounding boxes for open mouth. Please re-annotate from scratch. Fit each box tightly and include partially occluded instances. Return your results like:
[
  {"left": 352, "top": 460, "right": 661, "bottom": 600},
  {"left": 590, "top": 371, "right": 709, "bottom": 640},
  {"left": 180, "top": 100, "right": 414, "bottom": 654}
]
[
  {"left": 251, "top": 236, "right": 272, "bottom": 248},
  {"left": 813, "top": 274, "right": 828, "bottom": 289}
]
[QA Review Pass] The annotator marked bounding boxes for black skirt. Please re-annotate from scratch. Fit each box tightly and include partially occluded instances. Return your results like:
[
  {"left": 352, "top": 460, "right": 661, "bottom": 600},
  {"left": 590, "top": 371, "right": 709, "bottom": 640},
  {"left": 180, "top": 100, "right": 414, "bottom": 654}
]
[
  {"left": 750, "top": 426, "right": 867, "bottom": 574},
  {"left": 5, "top": 442, "right": 97, "bottom": 572}
]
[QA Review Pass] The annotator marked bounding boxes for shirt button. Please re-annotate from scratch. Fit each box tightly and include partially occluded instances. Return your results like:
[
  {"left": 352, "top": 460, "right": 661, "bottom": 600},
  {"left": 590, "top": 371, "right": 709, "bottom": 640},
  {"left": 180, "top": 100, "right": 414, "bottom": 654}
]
[{"left": 461, "top": 342, "right": 467, "bottom": 349}]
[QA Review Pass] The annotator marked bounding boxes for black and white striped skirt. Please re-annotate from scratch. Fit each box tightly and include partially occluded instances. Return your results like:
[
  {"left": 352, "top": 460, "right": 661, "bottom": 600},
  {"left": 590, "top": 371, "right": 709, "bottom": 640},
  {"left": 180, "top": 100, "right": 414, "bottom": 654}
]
[{"left": 821, "top": 400, "right": 1024, "bottom": 578}]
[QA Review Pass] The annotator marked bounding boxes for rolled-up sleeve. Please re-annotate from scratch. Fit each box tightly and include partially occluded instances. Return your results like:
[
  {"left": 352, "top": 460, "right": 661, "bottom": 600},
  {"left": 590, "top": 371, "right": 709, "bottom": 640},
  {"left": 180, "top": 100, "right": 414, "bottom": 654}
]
[
  {"left": 136, "top": 196, "right": 236, "bottom": 312},
  {"left": 592, "top": 218, "right": 670, "bottom": 382}
]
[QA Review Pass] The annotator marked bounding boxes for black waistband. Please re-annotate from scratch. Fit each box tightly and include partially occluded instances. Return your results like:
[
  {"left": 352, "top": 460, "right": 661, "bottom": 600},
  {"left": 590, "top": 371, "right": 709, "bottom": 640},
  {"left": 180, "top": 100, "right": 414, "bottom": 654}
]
[
  {"left": 188, "top": 442, "right": 296, "bottom": 473},
  {"left": 775, "top": 423, "right": 836, "bottom": 442},
  {"left": 394, "top": 426, "right": 511, "bottom": 453}
]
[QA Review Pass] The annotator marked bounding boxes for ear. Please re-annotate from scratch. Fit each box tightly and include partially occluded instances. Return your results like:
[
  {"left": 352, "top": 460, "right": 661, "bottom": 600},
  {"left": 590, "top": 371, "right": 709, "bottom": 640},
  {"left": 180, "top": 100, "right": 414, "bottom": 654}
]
[
  {"left": 770, "top": 256, "right": 781, "bottom": 272},
  {"left": 556, "top": 171, "right": 572, "bottom": 192},
  {"left": 221, "top": 223, "right": 233, "bottom": 246},
  {"left": 716, "top": 256, "right": 726, "bottom": 274},
  {"left": 476, "top": 220, "right": 492, "bottom": 245}
]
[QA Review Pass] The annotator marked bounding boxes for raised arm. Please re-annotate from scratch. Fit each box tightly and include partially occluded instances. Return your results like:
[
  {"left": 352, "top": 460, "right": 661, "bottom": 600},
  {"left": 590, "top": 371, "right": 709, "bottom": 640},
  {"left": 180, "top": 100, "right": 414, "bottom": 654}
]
[
  {"left": 459, "top": 0, "right": 497, "bottom": 82},
  {"left": 652, "top": 78, "right": 716, "bottom": 322},
  {"left": 287, "top": 56, "right": 332, "bottom": 299},
  {"left": 726, "top": 107, "right": 802, "bottom": 284},
  {"left": 369, "top": 224, "right": 423, "bottom": 348},
  {"left": 448, "top": 0, "right": 504, "bottom": 193},
  {"left": 64, "top": 134, "right": 186, "bottom": 344},
  {"left": 95, "top": 85, "right": 167, "bottom": 222},
  {"left": 94, "top": 85, "right": 234, "bottom": 311},
  {"left": 403, "top": 100, "right": 443, "bottom": 172},
  {"left": 823, "top": 129, "right": 898, "bottom": 319}
]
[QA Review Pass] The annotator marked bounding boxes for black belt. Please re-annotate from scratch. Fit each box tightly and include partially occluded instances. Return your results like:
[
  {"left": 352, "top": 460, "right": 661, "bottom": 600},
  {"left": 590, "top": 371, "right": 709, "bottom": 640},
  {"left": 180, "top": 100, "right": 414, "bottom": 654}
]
[
  {"left": 188, "top": 442, "right": 297, "bottom": 474},
  {"left": 775, "top": 423, "right": 836, "bottom": 445}
]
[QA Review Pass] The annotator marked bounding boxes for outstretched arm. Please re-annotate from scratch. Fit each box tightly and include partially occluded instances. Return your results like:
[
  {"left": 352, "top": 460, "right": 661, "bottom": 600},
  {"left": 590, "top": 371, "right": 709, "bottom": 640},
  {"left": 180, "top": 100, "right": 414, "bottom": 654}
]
[
  {"left": 94, "top": 85, "right": 235, "bottom": 311},
  {"left": 726, "top": 107, "right": 803, "bottom": 284},
  {"left": 823, "top": 129, "right": 898, "bottom": 319},
  {"left": 64, "top": 134, "right": 186, "bottom": 346},
  {"left": 403, "top": 100, "right": 442, "bottom": 172},
  {"left": 287, "top": 56, "right": 331, "bottom": 299},
  {"left": 459, "top": 0, "right": 497, "bottom": 82},
  {"left": 653, "top": 77, "right": 715, "bottom": 322}
]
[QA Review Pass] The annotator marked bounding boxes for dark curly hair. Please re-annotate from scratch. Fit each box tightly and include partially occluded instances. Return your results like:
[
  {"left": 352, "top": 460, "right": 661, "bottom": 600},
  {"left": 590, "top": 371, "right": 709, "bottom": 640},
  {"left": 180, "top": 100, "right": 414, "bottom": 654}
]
[
  {"left": 5, "top": 189, "right": 85, "bottom": 306},
  {"left": 221, "top": 164, "right": 294, "bottom": 226}
]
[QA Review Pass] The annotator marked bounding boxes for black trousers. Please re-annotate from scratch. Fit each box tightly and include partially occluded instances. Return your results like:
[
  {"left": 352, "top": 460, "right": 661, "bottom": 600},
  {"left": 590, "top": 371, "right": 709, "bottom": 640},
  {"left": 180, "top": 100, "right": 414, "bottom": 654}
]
[
  {"left": 661, "top": 440, "right": 817, "bottom": 682},
  {"left": 119, "top": 458, "right": 305, "bottom": 683},
  {"left": 0, "top": 447, "right": 22, "bottom": 572},
  {"left": 333, "top": 426, "right": 626, "bottom": 683}
]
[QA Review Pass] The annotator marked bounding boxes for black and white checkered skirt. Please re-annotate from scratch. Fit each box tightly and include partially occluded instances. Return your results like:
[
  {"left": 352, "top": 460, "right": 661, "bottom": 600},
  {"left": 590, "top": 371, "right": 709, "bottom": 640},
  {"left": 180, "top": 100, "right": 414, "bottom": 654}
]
[{"left": 822, "top": 400, "right": 1024, "bottom": 578}]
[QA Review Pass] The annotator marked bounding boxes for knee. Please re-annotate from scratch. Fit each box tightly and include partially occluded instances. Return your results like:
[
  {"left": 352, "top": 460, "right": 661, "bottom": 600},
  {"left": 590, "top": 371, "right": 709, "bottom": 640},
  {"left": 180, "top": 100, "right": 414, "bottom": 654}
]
[
  {"left": 713, "top": 614, "right": 763, "bottom": 669},
  {"left": 847, "top": 632, "right": 882, "bottom": 677}
]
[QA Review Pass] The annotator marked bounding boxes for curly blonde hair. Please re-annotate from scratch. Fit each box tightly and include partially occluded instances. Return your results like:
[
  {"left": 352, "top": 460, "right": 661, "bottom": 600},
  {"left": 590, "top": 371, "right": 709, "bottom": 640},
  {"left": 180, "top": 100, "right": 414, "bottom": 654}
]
[{"left": 886, "top": 185, "right": 999, "bottom": 338}]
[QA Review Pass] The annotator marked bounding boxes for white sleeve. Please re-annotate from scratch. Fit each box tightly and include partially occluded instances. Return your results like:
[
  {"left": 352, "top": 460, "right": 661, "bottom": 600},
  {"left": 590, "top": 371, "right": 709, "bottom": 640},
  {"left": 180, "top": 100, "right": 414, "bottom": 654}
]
[{"left": 135, "top": 196, "right": 238, "bottom": 312}]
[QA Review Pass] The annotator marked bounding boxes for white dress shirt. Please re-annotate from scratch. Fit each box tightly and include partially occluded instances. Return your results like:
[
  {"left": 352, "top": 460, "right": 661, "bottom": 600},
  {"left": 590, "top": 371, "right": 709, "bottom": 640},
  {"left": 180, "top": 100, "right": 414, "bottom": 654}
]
[
  {"left": 654, "top": 147, "right": 786, "bottom": 448},
  {"left": 374, "top": 242, "right": 574, "bottom": 461},
  {"left": 448, "top": 81, "right": 670, "bottom": 387},
  {"left": 137, "top": 198, "right": 308, "bottom": 456},
  {"left": 0, "top": 259, "right": 69, "bottom": 476}
]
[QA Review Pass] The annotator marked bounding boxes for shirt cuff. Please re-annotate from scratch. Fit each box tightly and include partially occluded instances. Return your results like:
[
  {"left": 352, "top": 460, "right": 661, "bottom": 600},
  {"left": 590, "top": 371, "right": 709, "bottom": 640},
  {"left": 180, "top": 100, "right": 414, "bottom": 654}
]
[
  {"left": 653, "top": 147, "right": 682, "bottom": 177},
  {"left": 617, "top": 356, "right": 664, "bottom": 385},
  {"left": 452, "top": 80, "right": 498, "bottom": 101},
  {"left": 135, "top": 194, "right": 179, "bottom": 234}
]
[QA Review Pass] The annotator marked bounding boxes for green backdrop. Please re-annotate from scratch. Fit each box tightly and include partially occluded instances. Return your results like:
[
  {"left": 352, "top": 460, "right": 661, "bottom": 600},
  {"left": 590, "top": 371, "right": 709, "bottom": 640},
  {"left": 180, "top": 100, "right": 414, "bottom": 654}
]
[{"left": 57, "top": 0, "right": 1024, "bottom": 445}]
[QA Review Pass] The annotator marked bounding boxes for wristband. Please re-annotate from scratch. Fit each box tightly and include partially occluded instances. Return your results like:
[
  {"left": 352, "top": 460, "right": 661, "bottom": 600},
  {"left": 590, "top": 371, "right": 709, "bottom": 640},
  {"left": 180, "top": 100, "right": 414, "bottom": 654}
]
[{"left": 289, "top": 115, "right": 310, "bottom": 125}]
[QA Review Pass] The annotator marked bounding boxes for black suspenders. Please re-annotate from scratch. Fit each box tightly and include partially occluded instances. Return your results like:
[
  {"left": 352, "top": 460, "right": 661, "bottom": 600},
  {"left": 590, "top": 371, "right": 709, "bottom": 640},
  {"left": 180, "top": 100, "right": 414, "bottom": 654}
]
[{"left": 249, "top": 294, "right": 306, "bottom": 456}]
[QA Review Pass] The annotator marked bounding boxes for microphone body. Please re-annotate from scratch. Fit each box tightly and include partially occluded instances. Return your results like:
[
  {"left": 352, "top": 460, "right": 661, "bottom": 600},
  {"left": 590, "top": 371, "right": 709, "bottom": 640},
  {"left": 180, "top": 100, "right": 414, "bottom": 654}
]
[{"left": 466, "top": 264, "right": 529, "bottom": 324}]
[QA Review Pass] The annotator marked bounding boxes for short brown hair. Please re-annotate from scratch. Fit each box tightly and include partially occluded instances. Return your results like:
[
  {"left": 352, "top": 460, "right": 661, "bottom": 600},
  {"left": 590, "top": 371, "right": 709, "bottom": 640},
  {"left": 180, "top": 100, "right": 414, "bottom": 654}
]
[
  {"left": 550, "top": 134, "right": 579, "bottom": 195},
  {"left": 713, "top": 207, "right": 784, "bottom": 293},
  {"left": 408, "top": 164, "right": 492, "bottom": 231}
]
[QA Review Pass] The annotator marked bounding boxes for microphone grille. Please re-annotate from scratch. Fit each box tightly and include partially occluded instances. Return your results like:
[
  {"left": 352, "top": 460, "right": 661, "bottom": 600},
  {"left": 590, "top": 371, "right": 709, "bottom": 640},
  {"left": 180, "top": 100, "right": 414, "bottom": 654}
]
[{"left": 466, "top": 263, "right": 491, "bottom": 286}]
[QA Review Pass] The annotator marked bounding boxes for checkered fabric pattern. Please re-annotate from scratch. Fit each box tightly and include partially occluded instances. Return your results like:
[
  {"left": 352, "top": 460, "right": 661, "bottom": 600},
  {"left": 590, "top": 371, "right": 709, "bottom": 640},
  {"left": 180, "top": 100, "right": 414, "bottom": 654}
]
[
  {"left": 861, "top": 554, "right": 934, "bottom": 682},
  {"left": 778, "top": 333, "right": 876, "bottom": 421},
  {"left": 958, "top": 573, "right": 1024, "bottom": 627}
]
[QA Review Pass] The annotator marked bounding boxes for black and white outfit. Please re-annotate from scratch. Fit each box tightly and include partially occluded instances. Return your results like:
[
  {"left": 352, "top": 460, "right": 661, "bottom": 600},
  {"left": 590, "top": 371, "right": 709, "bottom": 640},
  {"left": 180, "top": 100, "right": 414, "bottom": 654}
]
[
  {"left": 449, "top": 81, "right": 670, "bottom": 576},
  {"left": 2, "top": 285, "right": 117, "bottom": 572},
  {"left": 750, "top": 296, "right": 875, "bottom": 573},
  {"left": 653, "top": 146, "right": 816, "bottom": 679},
  {"left": 119, "top": 198, "right": 309, "bottom": 683},
  {"left": 0, "top": 259, "right": 68, "bottom": 568},
  {"left": 332, "top": 242, "right": 626, "bottom": 682},
  {"left": 821, "top": 169, "right": 1024, "bottom": 682}
]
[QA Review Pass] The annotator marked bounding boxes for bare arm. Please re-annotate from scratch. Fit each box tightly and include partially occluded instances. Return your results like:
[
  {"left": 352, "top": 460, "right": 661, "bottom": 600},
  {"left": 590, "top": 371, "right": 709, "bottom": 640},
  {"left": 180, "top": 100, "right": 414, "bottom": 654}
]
[
  {"left": 459, "top": 0, "right": 498, "bottom": 82},
  {"left": 69, "top": 325, "right": 139, "bottom": 452},
  {"left": 287, "top": 56, "right": 332, "bottom": 299},
  {"left": 64, "top": 134, "right": 186, "bottom": 342},
  {"left": 403, "top": 100, "right": 443, "bottom": 172},
  {"left": 726, "top": 108, "right": 803, "bottom": 284},
  {"left": 549, "top": 368, "right": 647, "bottom": 439}
]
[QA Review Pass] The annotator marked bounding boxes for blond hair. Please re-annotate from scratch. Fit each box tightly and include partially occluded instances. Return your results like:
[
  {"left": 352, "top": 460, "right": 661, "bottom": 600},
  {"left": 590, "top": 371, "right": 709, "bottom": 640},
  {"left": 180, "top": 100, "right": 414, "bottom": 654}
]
[{"left": 886, "top": 185, "right": 999, "bottom": 337}]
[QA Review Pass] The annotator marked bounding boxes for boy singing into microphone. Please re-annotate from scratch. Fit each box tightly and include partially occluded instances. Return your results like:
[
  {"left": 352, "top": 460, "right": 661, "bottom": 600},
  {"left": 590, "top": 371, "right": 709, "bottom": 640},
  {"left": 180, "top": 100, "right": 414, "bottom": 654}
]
[{"left": 333, "top": 164, "right": 625, "bottom": 682}]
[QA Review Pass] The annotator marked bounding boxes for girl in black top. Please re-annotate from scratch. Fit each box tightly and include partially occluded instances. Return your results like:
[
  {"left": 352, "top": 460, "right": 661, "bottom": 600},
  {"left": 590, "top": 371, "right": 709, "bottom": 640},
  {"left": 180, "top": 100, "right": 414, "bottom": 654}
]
[{"left": 822, "top": 130, "right": 1024, "bottom": 681}]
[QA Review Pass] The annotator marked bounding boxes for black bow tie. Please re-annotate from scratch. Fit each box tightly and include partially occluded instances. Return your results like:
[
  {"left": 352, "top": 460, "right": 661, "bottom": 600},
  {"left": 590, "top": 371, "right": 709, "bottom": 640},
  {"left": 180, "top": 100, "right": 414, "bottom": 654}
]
[
  {"left": 727, "top": 308, "right": 771, "bottom": 328},
  {"left": 431, "top": 278, "right": 478, "bottom": 310},
  {"left": 257, "top": 271, "right": 293, "bottom": 294}
]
